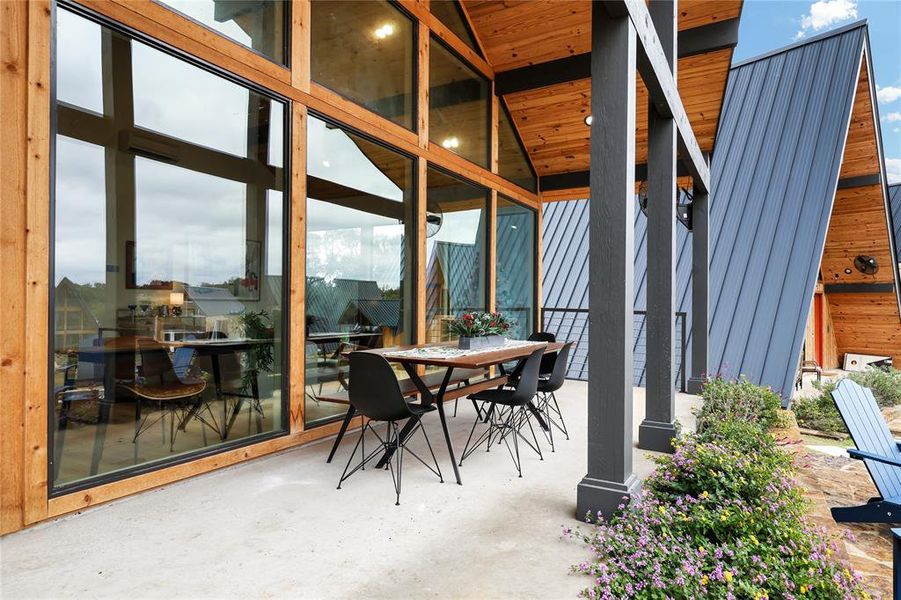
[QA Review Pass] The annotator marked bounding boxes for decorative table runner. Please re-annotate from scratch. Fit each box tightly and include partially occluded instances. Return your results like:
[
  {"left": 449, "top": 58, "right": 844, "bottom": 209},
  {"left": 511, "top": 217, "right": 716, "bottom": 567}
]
[{"left": 383, "top": 339, "right": 542, "bottom": 360}]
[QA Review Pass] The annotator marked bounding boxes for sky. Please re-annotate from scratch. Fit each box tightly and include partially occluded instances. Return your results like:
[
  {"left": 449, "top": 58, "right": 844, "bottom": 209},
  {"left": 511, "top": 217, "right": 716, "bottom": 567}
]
[{"left": 732, "top": 0, "right": 901, "bottom": 183}]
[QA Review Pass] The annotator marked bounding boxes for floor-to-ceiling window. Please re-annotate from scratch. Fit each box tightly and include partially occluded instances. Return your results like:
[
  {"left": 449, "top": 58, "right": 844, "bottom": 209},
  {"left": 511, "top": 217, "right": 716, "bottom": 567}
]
[
  {"left": 304, "top": 115, "right": 415, "bottom": 426},
  {"left": 311, "top": 0, "right": 415, "bottom": 130},
  {"left": 51, "top": 6, "right": 288, "bottom": 491},
  {"left": 429, "top": 37, "right": 489, "bottom": 168},
  {"left": 425, "top": 168, "right": 488, "bottom": 341},
  {"left": 156, "top": 0, "right": 288, "bottom": 64},
  {"left": 496, "top": 197, "right": 536, "bottom": 339}
]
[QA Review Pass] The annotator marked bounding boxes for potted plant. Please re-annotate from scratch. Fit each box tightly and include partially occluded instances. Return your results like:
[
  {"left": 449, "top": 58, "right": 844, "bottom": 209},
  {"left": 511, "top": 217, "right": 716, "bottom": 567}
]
[{"left": 448, "top": 312, "right": 515, "bottom": 350}]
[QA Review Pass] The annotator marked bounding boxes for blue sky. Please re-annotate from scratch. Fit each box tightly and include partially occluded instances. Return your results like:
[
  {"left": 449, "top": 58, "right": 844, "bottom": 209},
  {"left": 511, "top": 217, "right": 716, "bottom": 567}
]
[{"left": 733, "top": 0, "right": 901, "bottom": 183}]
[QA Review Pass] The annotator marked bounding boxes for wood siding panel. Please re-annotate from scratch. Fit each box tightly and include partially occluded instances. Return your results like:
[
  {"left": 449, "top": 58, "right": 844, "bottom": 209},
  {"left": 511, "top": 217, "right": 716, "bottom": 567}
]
[
  {"left": 822, "top": 185, "right": 895, "bottom": 285},
  {"left": 826, "top": 292, "right": 901, "bottom": 365},
  {"left": 838, "top": 58, "right": 879, "bottom": 180},
  {"left": 0, "top": 0, "right": 29, "bottom": 535}
]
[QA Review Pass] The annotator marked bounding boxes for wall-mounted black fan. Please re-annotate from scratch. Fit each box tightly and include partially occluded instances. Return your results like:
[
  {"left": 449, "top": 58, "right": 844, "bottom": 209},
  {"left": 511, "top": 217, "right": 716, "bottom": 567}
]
[
  {"left": 853, "top": 255, "right": 878, "bottom": 275},
  {"left": 426, "top": 206, "right": 443, "bottom": 238}
]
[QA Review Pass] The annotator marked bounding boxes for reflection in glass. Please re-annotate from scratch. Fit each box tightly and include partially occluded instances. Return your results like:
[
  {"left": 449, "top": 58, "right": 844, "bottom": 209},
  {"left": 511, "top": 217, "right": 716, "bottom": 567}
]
[
  {"left": 430, "top": 38, "right": 489, "bottom": 167},
  {"left": 51, "top": 8, "right": 287, "bottom": 491},
  {"left": 305, "top": 115, "right": 414, "bottom": 426},
  {"left": 498, "top": 105, "right": 537, "bottom": 192},
  {"left": 429, "top": 1, "right": 481, "bottom": 56},
  {"left": 311, "top": 0, "right": 415, "bottom": 130},
  {"left": 157, "top": 0, "right": 287, "bottom": 64},
  {"left": 496, "top": 197, "right": 536, "bottom": 339},
  {"left": 425, "top": 169, "right": 488, "bottom": 342}
]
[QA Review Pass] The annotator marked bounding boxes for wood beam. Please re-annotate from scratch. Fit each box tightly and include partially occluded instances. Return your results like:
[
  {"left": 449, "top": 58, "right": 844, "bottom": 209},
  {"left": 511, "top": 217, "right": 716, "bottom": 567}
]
[
  {"left": 494, "top": 17, "right": 739, "bottom": 96},
  {"left": 687, "top": 165, "right": 710, "bottom": 394},
  {"left": 577, "top": 0, "right": 639, "bottom": 520},
  {"left": 824, "top": 283, "right": 895, "bottom": 294},
  {"left": 623, "top": 0, "right": 710, "bottom": 193},
  {"left": 539, "top": 161, "right": 692, "bottom": 191},
  {"left": 639, "top": 0, "right": 677, "bottom": 454}
]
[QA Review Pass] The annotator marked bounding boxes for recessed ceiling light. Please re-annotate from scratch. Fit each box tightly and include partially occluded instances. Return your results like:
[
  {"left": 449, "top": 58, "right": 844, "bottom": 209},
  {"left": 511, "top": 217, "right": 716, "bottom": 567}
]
[
  {"left": 374, "top": 23, "right": 395, "bottom": 39},
  {"left": 584, "top": 115, "right": 593, "bottom": 126},
  {"left": 441, "top": 136, "right": 460, "bottom": 150},
  {"left": 322, "top": 160, "right": 331, "bottom": 168}
]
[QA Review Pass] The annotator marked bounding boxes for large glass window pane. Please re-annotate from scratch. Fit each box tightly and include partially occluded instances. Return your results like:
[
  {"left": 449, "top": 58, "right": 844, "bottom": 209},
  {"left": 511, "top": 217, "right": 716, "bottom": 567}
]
[
  {"left": 496, "top": 197, "right": 536, "bottom": 340},
  {"left": 498, "top": 105, "right": 537, "bottom": 192},
  {"left": 430, "top": 38, "right": 489, "bottom": 167},
  {"left": 51, "top": 8, "right": 288, "bottom": 492},
  {"left": 429, "top": 0, "right": 481, "bottom": 57},
  {"left": 305, "top": 115, "right": 414, "bottom": 427},
  {"left": 425, "top": 169, "right": 488, "bottom": 342},
  {"left": 157, "top": 0, "right": 287, "bottom": 64},
  {"left": 311, "top": 1, "right": 415, "bottom": 130}
]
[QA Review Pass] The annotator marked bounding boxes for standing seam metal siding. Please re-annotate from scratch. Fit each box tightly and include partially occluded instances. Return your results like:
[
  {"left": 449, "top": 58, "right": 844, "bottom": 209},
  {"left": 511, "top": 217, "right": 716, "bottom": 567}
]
[
  {"left": 542, "top": 24, "right": 867, "bottom": 400},
  {"left": 891, "top": 184, "right": 901, "bottom": 264}
]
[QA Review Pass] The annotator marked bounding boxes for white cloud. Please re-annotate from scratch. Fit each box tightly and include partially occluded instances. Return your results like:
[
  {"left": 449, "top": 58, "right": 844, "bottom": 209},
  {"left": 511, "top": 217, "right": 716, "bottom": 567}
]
[
  {"left": 795, "top": 0, "right": 858, "bottom": 39},
  {"left": 887, "top": 158, "right": 901, "bottom": 185},
  {"left": 884, "top": 112, "right": 901, "bottom": 123},
  {"left": 878, "top": 86, "right": 901, "bottom": 104}
]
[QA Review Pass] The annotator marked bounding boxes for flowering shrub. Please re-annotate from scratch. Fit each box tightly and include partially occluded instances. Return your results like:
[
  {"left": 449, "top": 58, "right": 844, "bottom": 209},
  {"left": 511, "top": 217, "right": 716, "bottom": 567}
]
[
  {"left": 696, "top": 376, "right": 782, "bottom": 432},
  {"left": 568, "top": 380, "right": 869, "bottom": 599},
  {"left": 447, "top": 311, "right": 514, "bottom": 337}
]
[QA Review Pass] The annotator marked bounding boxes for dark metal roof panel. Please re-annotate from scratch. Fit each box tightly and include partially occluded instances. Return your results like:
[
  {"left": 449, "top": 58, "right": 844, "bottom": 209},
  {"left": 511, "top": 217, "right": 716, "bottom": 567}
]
[
  {"left": 891, "top": 184, "right": 901, "bottom": 264},
  {"left": 541, "top": 24, "right": 867, "bottom": 400}
]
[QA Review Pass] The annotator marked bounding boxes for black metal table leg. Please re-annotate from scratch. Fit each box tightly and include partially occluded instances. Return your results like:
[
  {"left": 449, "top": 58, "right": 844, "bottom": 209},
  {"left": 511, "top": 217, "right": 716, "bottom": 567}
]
[
  {"left": 327, "top": 404, "right": 356, "bottom": 463},
  {"left": 435, "top": 393, "right": 462, "bottom": 485}
]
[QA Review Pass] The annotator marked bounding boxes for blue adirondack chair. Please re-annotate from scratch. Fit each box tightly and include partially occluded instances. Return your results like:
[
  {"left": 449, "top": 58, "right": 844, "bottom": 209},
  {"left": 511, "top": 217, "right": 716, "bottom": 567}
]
[{"left": 830, "top": 378, "right": 901, "bottom": 524}]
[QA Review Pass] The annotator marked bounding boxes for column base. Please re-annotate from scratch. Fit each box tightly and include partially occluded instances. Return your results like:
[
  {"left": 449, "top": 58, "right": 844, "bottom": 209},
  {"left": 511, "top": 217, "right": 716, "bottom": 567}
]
[
  {"left": 686, "top": 376, "right": 708, "bottom": 395},
  {"left": 576, "top": 474, "right": 641, "bottom": 522},
  {"left": 638, "top": 419, "right": 678, "bottom": 453}
]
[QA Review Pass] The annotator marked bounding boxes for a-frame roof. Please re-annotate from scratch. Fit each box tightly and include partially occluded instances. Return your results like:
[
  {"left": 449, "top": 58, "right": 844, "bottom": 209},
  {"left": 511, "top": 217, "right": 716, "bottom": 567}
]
[
  {"left": 543, "top": 21, "right": 898, "bottom": 399},
  {"left": 891, "top": 183, "right": 901, "bottom": 264}
]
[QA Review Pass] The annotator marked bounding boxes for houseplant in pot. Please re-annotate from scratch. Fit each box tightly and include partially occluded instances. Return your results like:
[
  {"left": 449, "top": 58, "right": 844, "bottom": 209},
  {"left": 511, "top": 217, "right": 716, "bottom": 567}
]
[{"left": 448, "top": 312, "right": 515, "bottom": 350}]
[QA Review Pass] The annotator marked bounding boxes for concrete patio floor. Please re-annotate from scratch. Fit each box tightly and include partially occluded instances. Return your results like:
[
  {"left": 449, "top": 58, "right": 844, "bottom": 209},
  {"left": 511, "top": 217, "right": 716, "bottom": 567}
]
[{"left": 1, "top": 381, "right": 700, "bottom": 599}]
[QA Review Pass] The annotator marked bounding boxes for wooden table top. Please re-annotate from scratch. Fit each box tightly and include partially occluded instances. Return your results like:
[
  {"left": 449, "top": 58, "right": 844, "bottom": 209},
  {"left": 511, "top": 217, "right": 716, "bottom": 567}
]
[{"left": 365, "top": 340, "right": 564, "bottom": 369}]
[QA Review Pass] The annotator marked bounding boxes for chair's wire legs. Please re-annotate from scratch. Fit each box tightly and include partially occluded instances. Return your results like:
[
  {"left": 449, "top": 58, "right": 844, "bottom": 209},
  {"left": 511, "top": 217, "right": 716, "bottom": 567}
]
[{"left": 336, "top": 416, "right": 441, "bottom": 503}]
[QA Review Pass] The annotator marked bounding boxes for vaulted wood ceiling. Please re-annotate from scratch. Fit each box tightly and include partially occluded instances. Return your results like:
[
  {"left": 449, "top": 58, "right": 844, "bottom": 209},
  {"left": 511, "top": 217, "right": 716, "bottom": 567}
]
[{"left": 461, "top": 0, "right": 743, "bottom": 185}]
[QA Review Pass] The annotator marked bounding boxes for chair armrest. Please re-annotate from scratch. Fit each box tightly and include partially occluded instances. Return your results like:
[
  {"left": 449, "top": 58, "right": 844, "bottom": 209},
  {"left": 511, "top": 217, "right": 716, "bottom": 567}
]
[{"left": 847, "top": 448, "right": 901, "bottom": 467}]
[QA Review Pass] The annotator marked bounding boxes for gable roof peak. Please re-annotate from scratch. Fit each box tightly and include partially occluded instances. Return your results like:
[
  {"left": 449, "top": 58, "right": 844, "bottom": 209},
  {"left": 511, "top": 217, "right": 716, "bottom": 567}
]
[{"left": 731, "top": 19, "right": 867, "bottom": 70}]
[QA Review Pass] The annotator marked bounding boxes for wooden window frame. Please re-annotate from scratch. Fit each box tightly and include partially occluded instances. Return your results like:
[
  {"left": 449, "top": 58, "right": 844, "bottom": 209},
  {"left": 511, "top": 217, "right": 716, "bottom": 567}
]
[{"left": 0, "top": 0, "right": 539, "bottom": 534}]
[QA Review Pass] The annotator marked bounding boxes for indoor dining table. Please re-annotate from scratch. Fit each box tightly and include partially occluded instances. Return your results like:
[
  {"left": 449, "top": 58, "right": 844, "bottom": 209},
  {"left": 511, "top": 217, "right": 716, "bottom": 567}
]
[{"left": 361, "top": 339, "right": 564, "bottom": 485}]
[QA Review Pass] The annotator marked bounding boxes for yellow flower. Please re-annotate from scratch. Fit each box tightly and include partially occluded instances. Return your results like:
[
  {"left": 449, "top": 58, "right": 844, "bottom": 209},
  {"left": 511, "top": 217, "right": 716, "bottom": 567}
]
[
  {"left": 750, "top": 534, "right": 759, "bottom": 545},
  {"left": 700, "top": 491, "right": 709, "bottom": 499},
  {"left": 724, "top": 571, "right": 733, "bottom": 583},
  {"left": 699, "top": 546, "right": 705, "bottom": 553},
  {"left": 701, "top": 575, "right": 709, "bottom": 586},
  {"left": 659, "top": 506, "right": 666, "bottom": 514},
  {"left": 720, "top": 514, "right": 727, "bottom": 522},
  {"left": 800, "top": 585, "right": 808, "bottom": 594}
]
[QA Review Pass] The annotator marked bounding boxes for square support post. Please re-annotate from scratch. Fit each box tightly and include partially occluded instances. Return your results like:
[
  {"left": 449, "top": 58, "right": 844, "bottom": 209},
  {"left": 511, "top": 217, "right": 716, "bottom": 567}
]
[
  {"left": 576, "top": 2, "right": 640, "bottom": 521},
  {"left": 686, "top": 168, "right": 709, "bottom": 394},
  {"left": 639, "top": 0, "right": 678, "bottom": 453}
]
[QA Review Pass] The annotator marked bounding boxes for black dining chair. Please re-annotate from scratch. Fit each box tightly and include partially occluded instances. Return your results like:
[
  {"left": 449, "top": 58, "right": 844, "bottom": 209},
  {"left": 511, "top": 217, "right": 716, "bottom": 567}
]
[
  {"left": 528, "top": 331, "right": 557, "bottom": 378},
  {"left": 459, "top": 347, "right": 545, "bottom": 477},
  {"left": 337, "top": 352, "right": 443, "bottom": 505},
  {"left": 535, "top": 342, "right": 573, "bottom": 452}
]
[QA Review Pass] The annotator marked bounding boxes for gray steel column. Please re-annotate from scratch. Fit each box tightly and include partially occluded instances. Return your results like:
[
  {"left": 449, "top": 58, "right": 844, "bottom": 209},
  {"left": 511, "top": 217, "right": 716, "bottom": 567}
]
[
  {"left": 686, "top": 172, "right": 709, "bottom": 394},
  {"left": 639, "top": 0, "right": 678, "bottom": 453},
  {"left": 576, "top": 1, "right": 640, "bottom": 521}
]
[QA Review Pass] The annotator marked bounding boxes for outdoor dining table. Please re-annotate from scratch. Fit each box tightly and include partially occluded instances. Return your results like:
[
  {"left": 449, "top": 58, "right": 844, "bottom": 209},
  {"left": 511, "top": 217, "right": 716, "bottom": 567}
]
[{"left": 359, "top": 339, "right": 564, "bottom": 485}]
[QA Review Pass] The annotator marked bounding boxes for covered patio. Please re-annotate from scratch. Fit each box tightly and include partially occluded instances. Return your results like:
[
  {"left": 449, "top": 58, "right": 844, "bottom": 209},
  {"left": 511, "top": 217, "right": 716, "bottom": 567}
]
[{"left": 0, "top": 382, "right": 701, "bottom": 598}]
